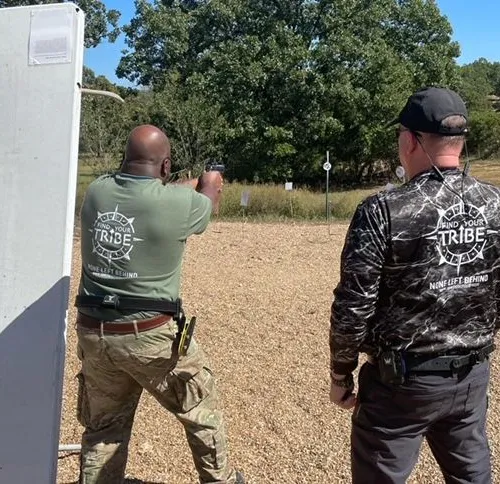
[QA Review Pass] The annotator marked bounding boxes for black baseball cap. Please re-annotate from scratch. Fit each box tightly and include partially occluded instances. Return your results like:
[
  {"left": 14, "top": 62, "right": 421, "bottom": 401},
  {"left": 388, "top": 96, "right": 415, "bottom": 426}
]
[{"left": 389, "top": 86, "right": 468, "bottom": 135}]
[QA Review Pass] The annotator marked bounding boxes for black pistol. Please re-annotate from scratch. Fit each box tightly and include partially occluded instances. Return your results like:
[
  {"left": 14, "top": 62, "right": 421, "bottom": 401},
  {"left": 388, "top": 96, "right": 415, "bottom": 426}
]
[{"left": 206, "top": 161, "right": 225, "bottom": 174}]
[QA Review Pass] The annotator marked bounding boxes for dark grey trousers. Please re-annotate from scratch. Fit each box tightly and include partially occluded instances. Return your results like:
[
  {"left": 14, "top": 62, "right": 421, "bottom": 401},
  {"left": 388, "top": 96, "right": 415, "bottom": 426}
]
[{"left": 351, "top": 359, "right": 492, "bottom": 484}]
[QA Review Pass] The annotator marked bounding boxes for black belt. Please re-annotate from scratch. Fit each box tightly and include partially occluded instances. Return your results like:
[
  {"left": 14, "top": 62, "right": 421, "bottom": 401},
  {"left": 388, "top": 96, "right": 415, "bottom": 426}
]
[
  {"left": 403, "top": 343, "right": 496, "bottom": 373},
  {"left": 75, "top": 294, "right": 182, "bottom": 315}
]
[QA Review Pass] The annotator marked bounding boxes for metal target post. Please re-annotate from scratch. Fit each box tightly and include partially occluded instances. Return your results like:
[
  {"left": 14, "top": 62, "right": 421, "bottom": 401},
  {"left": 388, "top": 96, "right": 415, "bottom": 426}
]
[
  {"left": 323, "top": 151, "right": 332, "bottom": 224},
  {"left": 285, "top": 181, "right": 294, "bottom": 217},
  {"left": 239, "top": 190, "right": 250, "bottom": 241},
  {"left": 58, "top": 86, "right": 124, "bottom": 457}
]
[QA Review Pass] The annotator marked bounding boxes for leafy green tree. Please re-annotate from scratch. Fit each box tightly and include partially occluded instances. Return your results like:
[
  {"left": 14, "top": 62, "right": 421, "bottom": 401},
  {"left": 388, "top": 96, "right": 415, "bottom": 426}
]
[
  {"left": 458, "top": 59, "right": 495, "bottom": 111},
  {"left": 148, "top": 81, "right": 229, "bottom": 176},
  {"left": 116, "top": 0, "right": 463, "bottom": 185},
  {"left": 307, "top": 0, "right": 461, "bottom": 184},
  {"left": 455, "top": 59, "right": 500, "bottom": 158},
  {"left": 457, "top": 58, "right": 500, "bottom": 112},
  {"left": 79, "top": 68, "right": 226, "bottom": 178},
  {"left": 79, "top": 67, "right": 139, "bottom": 174},
  {"left": 467, "top": 111, "right": 500, "bottom": 159},
  {"left": 0, "top": 0, "right": 120, "bottom": 47}
]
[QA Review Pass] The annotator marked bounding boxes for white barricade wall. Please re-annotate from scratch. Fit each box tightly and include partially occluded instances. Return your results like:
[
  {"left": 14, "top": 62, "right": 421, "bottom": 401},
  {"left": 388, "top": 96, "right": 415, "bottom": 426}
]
[{"left": 0, "top": 3, "right": 84, "bottom": 483}]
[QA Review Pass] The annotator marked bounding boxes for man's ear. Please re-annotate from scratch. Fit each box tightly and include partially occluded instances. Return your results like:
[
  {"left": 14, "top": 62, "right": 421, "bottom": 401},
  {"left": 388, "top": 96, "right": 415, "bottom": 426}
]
[
  {"left": 401, "top": 131, "right": 418, "bottom": 156},
  {"left": 160, "top": 157, "right": 171, "bottom": 178}
]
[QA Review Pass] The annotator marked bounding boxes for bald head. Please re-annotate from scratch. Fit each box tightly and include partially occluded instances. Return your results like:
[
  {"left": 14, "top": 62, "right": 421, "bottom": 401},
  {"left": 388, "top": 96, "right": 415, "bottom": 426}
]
[{"left": 122, "top": 125, "right": 171, "bottom": 179}]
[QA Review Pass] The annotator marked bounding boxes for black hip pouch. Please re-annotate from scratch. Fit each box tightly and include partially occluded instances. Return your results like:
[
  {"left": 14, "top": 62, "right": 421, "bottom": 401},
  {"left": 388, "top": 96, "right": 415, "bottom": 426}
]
[{"left": 378, "top": 350, "right": 406, "bottom": 385}]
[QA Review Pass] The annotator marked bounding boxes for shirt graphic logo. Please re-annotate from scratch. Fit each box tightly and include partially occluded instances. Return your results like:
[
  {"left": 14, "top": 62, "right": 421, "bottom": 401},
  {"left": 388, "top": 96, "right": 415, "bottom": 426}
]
[
  {"left": 424, "top": 202, "right": 496, "bottom": 274},
  {"left": 90, "top": 206, "right": 143, "bottom": 263}
]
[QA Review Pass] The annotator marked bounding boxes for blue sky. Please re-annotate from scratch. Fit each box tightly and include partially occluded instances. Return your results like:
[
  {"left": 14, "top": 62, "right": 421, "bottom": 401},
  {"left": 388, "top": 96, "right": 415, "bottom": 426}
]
[{"left": 84, "top": 0, "right": 500, "bottom": 87}]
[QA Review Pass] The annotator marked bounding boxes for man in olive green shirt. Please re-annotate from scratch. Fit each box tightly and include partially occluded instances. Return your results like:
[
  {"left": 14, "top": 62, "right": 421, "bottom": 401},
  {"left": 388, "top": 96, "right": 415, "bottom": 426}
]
[{"left": 75, "top": 125, "right": 244, "bottom": 484}]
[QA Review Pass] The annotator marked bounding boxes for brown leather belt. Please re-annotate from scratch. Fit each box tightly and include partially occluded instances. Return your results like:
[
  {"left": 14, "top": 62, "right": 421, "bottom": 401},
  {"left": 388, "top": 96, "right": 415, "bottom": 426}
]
[{"left": 76, "top": 312, "right": 172, "bottom": 334}]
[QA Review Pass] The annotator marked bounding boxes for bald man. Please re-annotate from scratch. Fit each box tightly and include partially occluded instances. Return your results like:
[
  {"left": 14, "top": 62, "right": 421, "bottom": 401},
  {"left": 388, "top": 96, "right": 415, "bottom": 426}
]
[{"left": 74, "top": 125, "right": 244, "bottom": 483}]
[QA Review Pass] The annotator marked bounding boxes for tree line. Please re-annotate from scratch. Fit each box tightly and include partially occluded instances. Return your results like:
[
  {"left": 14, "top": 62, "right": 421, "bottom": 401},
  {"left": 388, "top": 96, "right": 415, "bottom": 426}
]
[{"left": 3, "top": 0, "right": 500, "bottom": 187}]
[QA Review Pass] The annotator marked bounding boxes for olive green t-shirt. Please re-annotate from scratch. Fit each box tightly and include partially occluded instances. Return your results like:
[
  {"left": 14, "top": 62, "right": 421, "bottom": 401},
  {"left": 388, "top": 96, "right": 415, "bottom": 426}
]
[{"left": 77, "top": 173, "right": 211, "bottom": 321}]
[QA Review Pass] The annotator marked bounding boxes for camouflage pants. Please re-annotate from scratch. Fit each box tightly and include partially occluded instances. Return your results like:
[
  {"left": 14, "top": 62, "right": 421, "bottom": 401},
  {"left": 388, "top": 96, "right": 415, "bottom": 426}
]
[{"left": 75, "top": 318, "right": 236, "bottom": 484}]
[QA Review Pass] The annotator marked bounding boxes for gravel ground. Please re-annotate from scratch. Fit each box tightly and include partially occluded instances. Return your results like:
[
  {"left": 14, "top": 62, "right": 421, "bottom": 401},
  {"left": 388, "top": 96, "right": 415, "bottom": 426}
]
[{"left": 57, "top": 221, "right": 500, "bottom": 484}]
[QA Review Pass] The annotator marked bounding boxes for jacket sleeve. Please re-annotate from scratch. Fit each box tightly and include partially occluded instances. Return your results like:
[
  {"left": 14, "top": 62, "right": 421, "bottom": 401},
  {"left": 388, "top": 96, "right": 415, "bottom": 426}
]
[
  {"left": 494, "top": 259, "right": 500, "bottom": 331},
  {"left": 330, "top": 195, "right": 389, "bottom": 375}
]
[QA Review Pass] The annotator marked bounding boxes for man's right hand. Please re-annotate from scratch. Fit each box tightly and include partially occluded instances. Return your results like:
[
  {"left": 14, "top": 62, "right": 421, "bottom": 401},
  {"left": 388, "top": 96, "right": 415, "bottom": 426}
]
[
  {"left": 197, "top": 171, "right": 224, "bottom": 213},
  {"left": 198, "top": 171, "right": 223, "bottom": 187},
  {"left": 330, "top": 373, "right": 357, "bottom": 410}
]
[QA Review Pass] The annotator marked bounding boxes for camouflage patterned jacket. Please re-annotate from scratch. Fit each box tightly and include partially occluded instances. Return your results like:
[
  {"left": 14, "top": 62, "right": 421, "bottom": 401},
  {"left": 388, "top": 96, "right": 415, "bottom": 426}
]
[{"left": 330, "top": 167, "right": 500, "bottom": 375}]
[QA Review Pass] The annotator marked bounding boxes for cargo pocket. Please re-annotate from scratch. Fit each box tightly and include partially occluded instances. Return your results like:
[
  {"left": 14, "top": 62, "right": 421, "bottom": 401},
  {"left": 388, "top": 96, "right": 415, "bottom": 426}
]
[
  {"left": 171, "top": 366, "right": 214, "bottom": 413},
  {"left": 76, "top": 372, "right": 90, "bottom": 427}
]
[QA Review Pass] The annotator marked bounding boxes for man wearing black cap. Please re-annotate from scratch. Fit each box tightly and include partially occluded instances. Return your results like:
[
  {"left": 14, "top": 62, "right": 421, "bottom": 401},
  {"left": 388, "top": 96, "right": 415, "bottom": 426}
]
[{"left": 329, "top": 86, "right": 500, "bottom": 483}]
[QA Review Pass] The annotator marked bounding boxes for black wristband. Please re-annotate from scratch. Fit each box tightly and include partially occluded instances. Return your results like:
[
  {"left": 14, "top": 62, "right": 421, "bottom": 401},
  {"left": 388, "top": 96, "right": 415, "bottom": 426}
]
[{"left": 331, "top": 372, "right": 354, "bottom": 388}]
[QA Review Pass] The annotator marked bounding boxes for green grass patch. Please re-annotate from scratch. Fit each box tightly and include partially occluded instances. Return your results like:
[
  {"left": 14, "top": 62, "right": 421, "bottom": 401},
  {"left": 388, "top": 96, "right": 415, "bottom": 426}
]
[
  {"left": 74, "top": 158, "right": 500, "bottom": 222},
  {"left": 216, "top": 183, "right": 379, "bottom": 221},
  {"left": 465, "top": 158, "right": 500, "bottom": 186},
  {"left": 74, "top": 162, "right": 380, "bottom": 221}
]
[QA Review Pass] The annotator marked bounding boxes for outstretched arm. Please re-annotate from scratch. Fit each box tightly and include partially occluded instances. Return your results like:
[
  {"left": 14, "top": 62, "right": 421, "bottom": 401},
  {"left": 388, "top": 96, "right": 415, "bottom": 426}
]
[{"left": 175, "top": 172, "right": 223, "bottom": 213}]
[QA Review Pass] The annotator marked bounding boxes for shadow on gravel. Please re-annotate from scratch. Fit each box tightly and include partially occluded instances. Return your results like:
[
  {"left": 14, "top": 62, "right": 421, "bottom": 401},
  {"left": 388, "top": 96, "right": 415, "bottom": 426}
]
[
  {"left": 124, "top": 480, "right": 166, "bottom": 484},
  {"left": 61, "top": 476, "right": 166, "bottom": 483}
]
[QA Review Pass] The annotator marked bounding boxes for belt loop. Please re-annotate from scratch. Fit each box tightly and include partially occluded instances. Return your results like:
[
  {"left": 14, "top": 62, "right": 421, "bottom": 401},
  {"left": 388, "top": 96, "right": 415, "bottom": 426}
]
[
  {"left": 99, "top": 322, "right": 104, "bottom": 339},
  {"left": 133, "top": 320, "right": 139, "bottom": 338}
]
